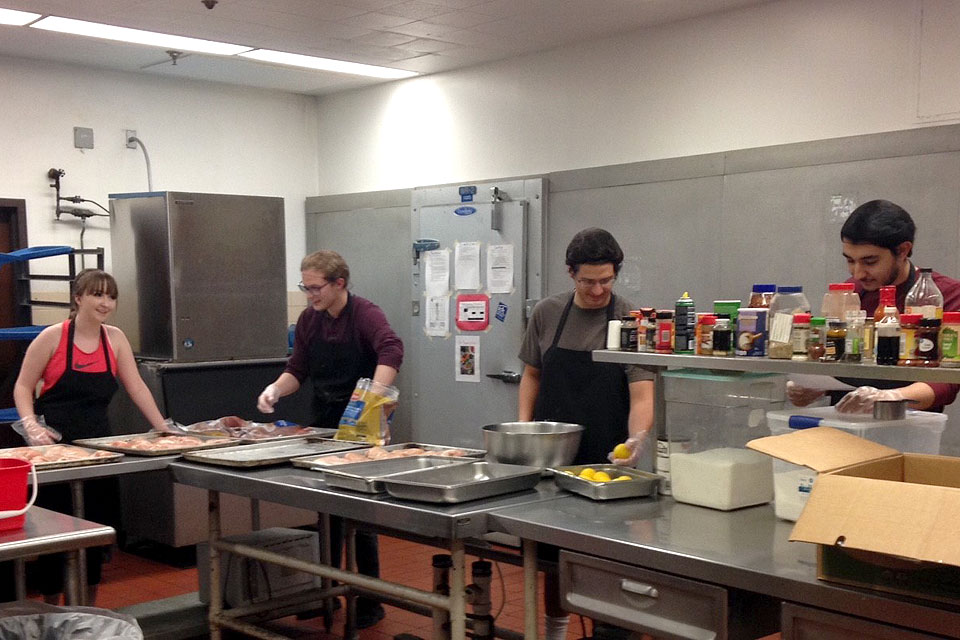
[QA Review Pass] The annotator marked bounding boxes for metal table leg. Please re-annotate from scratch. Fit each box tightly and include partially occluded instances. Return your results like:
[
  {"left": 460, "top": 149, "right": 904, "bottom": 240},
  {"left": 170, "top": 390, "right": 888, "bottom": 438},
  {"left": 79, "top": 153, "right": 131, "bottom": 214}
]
[
  {"left": 250, "top": 498, "right": 261, "bottom": 531},
  {"left": 208, "top": 490, "right": 223, "bottom": 640},
  {"left": 320, "top": 513, "right": 333, "bottom": 631},
  {"left": 70, "top": 479, "right": 87, "bottom": 605},
  {"left": 64, "top": 550, "right": 80, "bottom": 605},
  {"left": 13, "top": 559, "right": 25, "bottom": 601},
  {"left": 345, "top": 520, "right": 357, "bottom": 640},
  {"left": 523, "top": 539, "right": 539, "bottom": 640},
  {"left": 450, "top": 540, "right": 466, "bottom": 640}
]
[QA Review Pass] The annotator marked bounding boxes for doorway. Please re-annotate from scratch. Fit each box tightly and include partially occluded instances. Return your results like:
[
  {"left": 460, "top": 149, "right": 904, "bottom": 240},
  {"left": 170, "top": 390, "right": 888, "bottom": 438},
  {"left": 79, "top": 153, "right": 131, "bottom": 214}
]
[{"left": 0, "top": 198, "right": 28, "bottom": 422}]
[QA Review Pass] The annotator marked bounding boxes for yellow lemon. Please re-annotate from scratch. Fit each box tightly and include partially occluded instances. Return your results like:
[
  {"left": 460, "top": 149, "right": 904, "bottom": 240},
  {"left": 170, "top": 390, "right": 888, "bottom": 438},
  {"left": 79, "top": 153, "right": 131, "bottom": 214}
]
[
  {"left": 612, "top": 475, "right": 632, "bottom": 482},
  {"left": 612, "top": 443, "right": 632, "bottom": 459},
  {"left": 578, "top": 468, "right": 596, "bottom": 480},
  {"left": 592, "top": 471, "right": 612, "bottom": 482}
]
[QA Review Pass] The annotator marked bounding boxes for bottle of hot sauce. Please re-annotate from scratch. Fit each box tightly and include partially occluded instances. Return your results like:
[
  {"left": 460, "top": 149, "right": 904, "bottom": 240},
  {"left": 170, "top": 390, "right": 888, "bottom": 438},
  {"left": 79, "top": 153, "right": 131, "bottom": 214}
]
[{"left": 874, "top": 286, "right": 899, "bottom": 323}]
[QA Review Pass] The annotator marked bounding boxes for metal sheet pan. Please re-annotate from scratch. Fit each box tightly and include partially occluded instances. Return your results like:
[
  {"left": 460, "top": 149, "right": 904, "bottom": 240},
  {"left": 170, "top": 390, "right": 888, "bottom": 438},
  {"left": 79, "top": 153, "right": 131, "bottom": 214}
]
[
  {"left": 552, "top": 465, "right": 661, "bottom": 500},
  {"left": 291, "top": 442, "right": 484, "bottom": 470},
  {"left": 74, "top": 433, "right": 240, "bottom": 456},
  {"left": 381, "top": 461, "right": 542, "bottom": 504},
  {"left": 181, "top": 438, "right": 367, "bottom": 467},
  {"left": 0, "top": 444, "right": 124, "bottom": 470},
  {"left": 321, "top": 456, "right": 473, "bottom": 493}
]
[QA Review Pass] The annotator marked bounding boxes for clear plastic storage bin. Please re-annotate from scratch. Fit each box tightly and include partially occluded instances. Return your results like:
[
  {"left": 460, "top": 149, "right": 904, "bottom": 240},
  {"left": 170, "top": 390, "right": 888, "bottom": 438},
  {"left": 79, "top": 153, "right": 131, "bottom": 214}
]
[
  {"left": 663, "top": 369, "right": 786, "bottom": 510},
  {"left": 765, "top": 406, "right": 947, "bottom": 521}
]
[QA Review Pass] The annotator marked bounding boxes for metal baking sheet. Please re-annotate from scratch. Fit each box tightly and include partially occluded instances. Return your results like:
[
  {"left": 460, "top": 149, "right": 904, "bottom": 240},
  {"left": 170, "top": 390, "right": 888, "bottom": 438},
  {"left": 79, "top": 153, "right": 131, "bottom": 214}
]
[
  {"left": 182, "top": 438, "right": 367, "bottom": 467},
  {"left": 552, "top": 464, "right": 661, "bottom": 500},
  {"left": 382, "top": 461, "right": 542, "bottom": 504},
  {"left": 73, "top": 433, "right": 240, "bottom": 456},
  {"left": 291, "top": 442, "right": 484, "bottom": 470},
  {"left": 321, "top": 456, "right": 474, "bottom": 493},
  {"left": 0, "top": 444, "right": 124, "bottom": 470}
]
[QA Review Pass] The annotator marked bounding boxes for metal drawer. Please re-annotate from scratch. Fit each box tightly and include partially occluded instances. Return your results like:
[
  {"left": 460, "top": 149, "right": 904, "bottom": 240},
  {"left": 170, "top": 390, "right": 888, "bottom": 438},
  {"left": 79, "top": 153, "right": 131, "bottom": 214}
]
[
  {"left": 781, "top": 603, "right": 948, "bottom": 640},
  {"left": 559, "top": 550, "right": 728, "bottom": 640}
]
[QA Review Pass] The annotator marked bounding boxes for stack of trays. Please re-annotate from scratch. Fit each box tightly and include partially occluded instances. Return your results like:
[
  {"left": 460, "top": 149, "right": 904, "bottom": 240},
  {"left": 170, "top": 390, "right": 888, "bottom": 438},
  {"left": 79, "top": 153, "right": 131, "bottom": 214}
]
[
  {"left": 380, "top": 461, "right": 542, "bottom": 504},
  {"left": 321, "top": 456, "right": 471, "bottom": 493}
]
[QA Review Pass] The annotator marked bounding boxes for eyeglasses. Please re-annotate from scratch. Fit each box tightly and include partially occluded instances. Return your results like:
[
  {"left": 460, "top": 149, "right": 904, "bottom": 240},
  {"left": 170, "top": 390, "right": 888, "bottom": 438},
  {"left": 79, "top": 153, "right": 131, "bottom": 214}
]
[
  {"left": 575, "top": 276, "right": 617, "bottom": 289},
  {"left": 298, "top": 280, "right": 332, "bottom": 296}
]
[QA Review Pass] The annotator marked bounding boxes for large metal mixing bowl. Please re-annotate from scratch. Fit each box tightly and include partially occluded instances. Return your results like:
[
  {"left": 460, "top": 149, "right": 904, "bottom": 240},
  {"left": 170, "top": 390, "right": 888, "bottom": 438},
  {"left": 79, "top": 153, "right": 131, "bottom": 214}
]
[{"left": 482, "top": 421, "right": 584, "bottom": 467}]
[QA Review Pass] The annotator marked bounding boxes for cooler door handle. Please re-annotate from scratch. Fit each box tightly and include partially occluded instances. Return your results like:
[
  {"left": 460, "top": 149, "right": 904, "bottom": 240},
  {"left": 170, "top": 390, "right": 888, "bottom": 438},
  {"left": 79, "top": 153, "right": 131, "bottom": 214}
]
[{"left": 486, "top": 371, "right": 522, "bottom": 384}]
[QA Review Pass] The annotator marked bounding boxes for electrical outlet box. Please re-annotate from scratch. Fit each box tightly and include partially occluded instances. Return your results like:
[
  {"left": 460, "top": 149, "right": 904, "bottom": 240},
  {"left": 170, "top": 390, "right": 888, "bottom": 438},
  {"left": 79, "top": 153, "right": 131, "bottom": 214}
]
[
  {"left": 125, "top": 130, "right": 137, "bottom": 149},
  {"left": 73, "top": 127, "right": 94, "bottom": 149}
]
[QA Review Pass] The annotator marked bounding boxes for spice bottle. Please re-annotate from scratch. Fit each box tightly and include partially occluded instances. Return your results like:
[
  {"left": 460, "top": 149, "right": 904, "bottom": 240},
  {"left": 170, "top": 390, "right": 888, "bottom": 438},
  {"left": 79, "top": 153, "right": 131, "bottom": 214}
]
[
  {"left": 862, "top": 318, "right": 876, "bottom": 364},
  {"left": 696, "top": 315, "right": 716, "bottom": 356},
  {"left": 897, "top": 313, "right": 923, "bottom": 366},
  {"left": 790, "top": 313, "right": 811, "bottom": 361},
  {"left": 843, "top": 310, "right": 865, "bottom": 363},
  {"left": 674, "top": 291, "right": 696, "bottom": 354},
  {"left": 821, "top": 321, "right": 846, "bottom": 362},
  {"left": 748, "top": 284, "right": 776, "bottom": 308},
  {"left": 712, "top": 317, "right": 733, "bottom": 357},
  {"left": 905, "top": 268, "right": 944, "bottom": 319},
  {"left": 806, "top": 317, "right": 826, "bottom": 361},
  {"left": 821, "top": 283, "right": 860, "bottom": 322},
  {"left": 915, "top": 318, "right": 942, "bottom": 367},
  {"left": 876, "top": 307, "right": 901, "bottom": 366},
  {"left": 941, "top": 312, "right": 960, "bottom": 367},
  {"left": 644, "top": 309, "right": 657, "bottom": 353},
  {"left": 655, "top": 310, "right": 674, "bottom": 354},
  {"left": 619, "top": 315, "right": 638, "bottom": 352}
]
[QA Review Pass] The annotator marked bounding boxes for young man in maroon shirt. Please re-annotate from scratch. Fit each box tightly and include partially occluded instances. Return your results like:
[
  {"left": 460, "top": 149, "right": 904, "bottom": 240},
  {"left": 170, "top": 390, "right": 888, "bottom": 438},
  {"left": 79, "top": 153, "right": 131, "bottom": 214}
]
[{"left": 789, "top": 199, "right": 960, "bottom": 412}]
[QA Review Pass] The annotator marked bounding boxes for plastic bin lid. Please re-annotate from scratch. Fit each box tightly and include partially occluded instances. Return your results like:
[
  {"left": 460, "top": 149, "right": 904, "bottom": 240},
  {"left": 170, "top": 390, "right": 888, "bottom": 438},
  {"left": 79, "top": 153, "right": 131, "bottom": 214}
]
[{"left": 767, "top": 405, "right": 947, "bottom": 432}]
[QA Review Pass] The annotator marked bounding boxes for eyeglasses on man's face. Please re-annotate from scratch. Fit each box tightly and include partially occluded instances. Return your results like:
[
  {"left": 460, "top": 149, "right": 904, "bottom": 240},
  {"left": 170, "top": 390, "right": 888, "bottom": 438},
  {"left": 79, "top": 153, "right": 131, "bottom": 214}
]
[
  {"left": 575, "top": 276, "right": 616, "bottom": 289},
  {"left": 298, "top": 280, "right": 332, "bottom": 296}
]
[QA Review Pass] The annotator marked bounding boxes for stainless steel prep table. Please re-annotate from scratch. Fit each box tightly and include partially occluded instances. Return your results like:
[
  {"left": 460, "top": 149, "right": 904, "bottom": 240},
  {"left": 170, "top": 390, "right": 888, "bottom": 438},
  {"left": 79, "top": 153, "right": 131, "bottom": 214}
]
[
  {"left": 491, "top": 476, "right": 960, "bottom": 638},
  {"left": 3, "top": 506, "right": 115, "bottom": 605},
  {"left": 169, "top": 461, "right": 566, "bottom": 640}
]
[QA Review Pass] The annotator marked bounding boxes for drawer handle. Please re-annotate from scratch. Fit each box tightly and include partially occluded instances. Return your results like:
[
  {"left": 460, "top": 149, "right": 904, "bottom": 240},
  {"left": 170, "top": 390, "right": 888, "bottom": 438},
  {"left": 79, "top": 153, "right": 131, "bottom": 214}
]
[{"left": 620, "top": 579, "right": 660, "bottom": 599}]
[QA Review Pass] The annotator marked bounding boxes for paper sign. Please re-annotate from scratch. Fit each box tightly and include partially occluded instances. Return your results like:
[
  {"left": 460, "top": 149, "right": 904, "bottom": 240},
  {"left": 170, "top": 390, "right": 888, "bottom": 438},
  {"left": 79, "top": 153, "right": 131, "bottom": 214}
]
[
  {"left": 424, "top": 249, "right": 450, "bottom": 297},
  {"left": 425, "top": 295, "right": 449, "bottom": 337},
  {"left": 455, "top": 335, "right": 480, "bottom": 382},
  {"left": 455, "top": 241, "right": 481, "bottom": 290},
  {"left": 486, "top": 244, "right": 514, "bottom": 294}
]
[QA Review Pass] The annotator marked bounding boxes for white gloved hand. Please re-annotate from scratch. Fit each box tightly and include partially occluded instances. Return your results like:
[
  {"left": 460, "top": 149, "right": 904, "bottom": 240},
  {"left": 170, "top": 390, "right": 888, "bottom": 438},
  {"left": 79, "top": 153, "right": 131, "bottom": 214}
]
[
  {"left": 154, "top": 418, "right": 184, "bottom": 433},
  {"left": 608, "top": 432, "right": 649, "bottom": 467},
  {"left": 257, "top": 383, "right": 280, "bottom": 414},
  {"left": 12, "top": 415, "right": 60, "bottom": 445},
  {"left": 835, "top": 386, "right": 905, "bottom": 414},
  {"left": 786, "top": 381, "right": 825, "bottom": 407}
]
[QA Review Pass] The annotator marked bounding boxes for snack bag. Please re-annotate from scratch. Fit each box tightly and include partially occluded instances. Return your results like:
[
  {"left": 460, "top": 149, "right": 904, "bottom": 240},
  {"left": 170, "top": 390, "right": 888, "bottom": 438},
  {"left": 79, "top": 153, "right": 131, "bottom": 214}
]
[{"left": 335, "top": 378, "right": 399, "bottom": 445}]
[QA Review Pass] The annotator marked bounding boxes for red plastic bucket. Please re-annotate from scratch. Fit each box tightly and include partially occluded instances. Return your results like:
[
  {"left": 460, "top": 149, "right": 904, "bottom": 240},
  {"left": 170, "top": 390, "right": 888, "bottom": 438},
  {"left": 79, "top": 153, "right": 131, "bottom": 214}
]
[{"left": 0, "top": 458, "right": 36, "bottom": 531}]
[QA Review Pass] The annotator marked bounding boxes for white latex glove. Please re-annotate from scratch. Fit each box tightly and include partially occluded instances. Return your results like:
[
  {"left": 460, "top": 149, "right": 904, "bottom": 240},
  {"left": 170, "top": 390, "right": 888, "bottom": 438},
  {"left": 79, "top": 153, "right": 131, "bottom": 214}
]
[
  {"left": 786, "top": 381, "right": 825, "bottom": 407},
  {"left": 608, "top": 432, "right": 648, "bottom": 467},
  {"left": 835, "top": 386, "right": 905, "bottom": 414},
  {"left": 257, "top": 383, "right": 280, "bottom": 414},
  {"left": 12, "top": 415, "right": 60, "bottom": 445}
]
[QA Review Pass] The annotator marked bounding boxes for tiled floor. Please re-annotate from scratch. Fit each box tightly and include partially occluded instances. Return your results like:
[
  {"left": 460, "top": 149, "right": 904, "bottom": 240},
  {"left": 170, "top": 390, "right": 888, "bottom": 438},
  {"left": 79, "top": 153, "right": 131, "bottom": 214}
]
[{"left": 31, "top": 536, "right": 779, "bottom": 640}]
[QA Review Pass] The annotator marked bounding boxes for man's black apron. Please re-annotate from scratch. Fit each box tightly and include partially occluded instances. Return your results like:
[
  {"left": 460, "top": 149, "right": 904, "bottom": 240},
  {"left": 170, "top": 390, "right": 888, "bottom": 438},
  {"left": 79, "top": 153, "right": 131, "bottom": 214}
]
[
  {"left": 306, "top": 295, "right": 379, "bottom": 429},
  {"left": 32, "top": 321, "right": 119, "bottom": 594},
  {"left": 533, "top": 293, "right": 630, "bottom": 465}
]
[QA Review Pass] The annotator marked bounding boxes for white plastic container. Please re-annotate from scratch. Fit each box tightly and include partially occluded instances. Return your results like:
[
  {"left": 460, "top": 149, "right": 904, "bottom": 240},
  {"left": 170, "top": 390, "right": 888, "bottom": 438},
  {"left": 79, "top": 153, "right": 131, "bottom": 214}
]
[
  {"left": 765, "top": 406, "right": 947, "bottom": 521},
  {"left": 669, "top": 448, "right": 773, "bottom": 510}
]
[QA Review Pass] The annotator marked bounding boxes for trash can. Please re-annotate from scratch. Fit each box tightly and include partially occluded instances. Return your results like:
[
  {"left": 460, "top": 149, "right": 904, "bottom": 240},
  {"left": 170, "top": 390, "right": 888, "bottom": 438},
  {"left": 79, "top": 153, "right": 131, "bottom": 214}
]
[{"left": 0, "top": 601, "right": 142, "bottom": 639}]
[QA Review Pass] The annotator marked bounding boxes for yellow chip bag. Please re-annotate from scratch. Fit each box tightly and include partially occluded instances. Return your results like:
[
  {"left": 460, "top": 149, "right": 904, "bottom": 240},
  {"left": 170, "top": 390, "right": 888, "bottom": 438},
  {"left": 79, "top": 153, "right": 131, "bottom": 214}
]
[{"left": 335, "top": 378, "right": 399, "bottom": 445}]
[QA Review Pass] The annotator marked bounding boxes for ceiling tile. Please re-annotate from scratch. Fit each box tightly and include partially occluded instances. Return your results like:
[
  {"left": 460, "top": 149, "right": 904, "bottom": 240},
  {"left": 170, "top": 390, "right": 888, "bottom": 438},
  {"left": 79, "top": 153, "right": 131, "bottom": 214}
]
[
  {"left": 424, "top": 10, "right": 493, "bottom": 29},
  {"left": 387, "top": 19, "right": 461, "bottom": 39},
  {"left": 338, "top": 11, "right": 414, "bottom": 29},
  {"left": 393, "top": 37, "right": 458, "bottom": 53},
  {"left": 417, "top": 0, "right": 486, "bottom": 8},
  {"left": 379, "top": 1, "right": 453, "bottom": 21},
  {"left": 351, "top": 30, "right": 417, "bottom": 46}
]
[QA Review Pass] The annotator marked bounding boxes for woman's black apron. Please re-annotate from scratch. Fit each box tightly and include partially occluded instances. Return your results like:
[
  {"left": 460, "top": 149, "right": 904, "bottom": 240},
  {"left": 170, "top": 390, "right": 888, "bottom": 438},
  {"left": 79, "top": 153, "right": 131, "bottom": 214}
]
[
  {"left": 32, "top": 321, "right": 120, "bottom": 594},
  {"left": 533, "top": 293, "right": 630, "bottom": 465},
  {"left": 307, "top": 294, "right": 378, "bottom": 429}
]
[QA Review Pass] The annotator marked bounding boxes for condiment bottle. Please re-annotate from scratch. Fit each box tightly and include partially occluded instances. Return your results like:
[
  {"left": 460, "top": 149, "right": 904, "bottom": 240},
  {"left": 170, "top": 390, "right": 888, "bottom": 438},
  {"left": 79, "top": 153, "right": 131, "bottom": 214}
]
[
  {"left": 606, "top": 319, "right": 622, "bottom": 350},
  {"left": 905, "top": 268, "right": 944, "bottom": 319},
  {"left": 712, "top": 317, "right": 733, "bottom": 357},
  {"left": 843, "top": 310, "right": 866, "bottom": 363},
  {"left": 873, "top": 286, "right": 898, "bottom": 323},
  {"left": 748, "top": 284, "right": 776, "bottom": 308},
  {"left": 674, "top": 291, "right": 696, "bottom": 354},
  {"left": 655, "top": 310, "right": 674, "bottom": 353},
  {"left": 821, "top": 321, "right": 846, "bottom": 362},
  {"left": 821, "top": 283, "right": 860, "bottom": 322},
  {"left": 644, "top": 308, "right": 657, "bottom": 352},
  {"left": 633, "top": 311, "right": 647, "bottom": 352},
  {"left": 790, "top": 313, "right": 811, "bottom": 361},
  {"left": 806, "top": 317, "right": 826, "bottom": 361},
  {"left": 862, "top": 318, "right": 876, "bottom": 364},
  {"left": 940, "top": 311, "right": 960, "bottom": 367},
  {"left": 915, "top": 318, "right": 941, "bottom": 367},
  {"left": 875, "top": 306, "right": 901, "bottom": 366},
  {"left": 696, "top": 314, "right": 716, "bottom": 356},
  {"left": 897, "top": 313, "right": 923, "bottom": 366},
  {"left": 619, "top": 315, "right": 638, "bottom": 352}
]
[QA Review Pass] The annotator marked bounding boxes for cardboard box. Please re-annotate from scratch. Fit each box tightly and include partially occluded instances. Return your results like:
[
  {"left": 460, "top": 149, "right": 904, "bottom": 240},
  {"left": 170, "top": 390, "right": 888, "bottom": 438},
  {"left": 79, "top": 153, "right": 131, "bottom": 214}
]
[{"left": 747, "top": 426, "right": 960, "bottom": 604}]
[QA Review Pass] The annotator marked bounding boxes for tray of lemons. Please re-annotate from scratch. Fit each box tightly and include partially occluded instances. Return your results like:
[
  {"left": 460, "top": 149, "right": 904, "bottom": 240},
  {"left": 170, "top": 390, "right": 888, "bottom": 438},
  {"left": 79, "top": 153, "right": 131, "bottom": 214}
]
[{"left": 551, "top": 464, "right": 662, "bottom": 500}]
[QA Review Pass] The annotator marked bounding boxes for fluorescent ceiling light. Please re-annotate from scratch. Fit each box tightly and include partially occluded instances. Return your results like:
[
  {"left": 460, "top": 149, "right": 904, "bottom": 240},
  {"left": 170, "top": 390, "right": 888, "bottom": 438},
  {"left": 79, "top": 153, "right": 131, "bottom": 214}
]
[
  {"left": 240, "top": 49, "right": 417, "bottom": 79},
  {"left": 31, "top": 16, "right": 251, "bottom": 56},
  {"left": 0, "top": 8, "right": 40, "bottom": 25}
]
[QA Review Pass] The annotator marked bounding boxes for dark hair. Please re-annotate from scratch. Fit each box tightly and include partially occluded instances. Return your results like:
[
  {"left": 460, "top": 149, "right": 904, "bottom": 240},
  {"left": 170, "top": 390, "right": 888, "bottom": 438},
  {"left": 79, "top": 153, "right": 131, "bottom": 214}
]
[
  {"left": 841, "top": 200, "right": 915, "bottom": 257},
  {"left": 565, "top": 228, "right": 624, "bottom": 274},
  {"left": 70, "top": 269, "right": 118, "bottom": 319}
]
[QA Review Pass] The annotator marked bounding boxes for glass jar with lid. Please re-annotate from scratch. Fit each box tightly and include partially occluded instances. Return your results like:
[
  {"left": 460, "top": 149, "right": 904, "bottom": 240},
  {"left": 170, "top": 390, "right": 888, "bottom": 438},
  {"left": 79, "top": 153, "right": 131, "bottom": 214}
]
[{"left": 820, "top": 321, "right": 846, "bottom": 362}]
